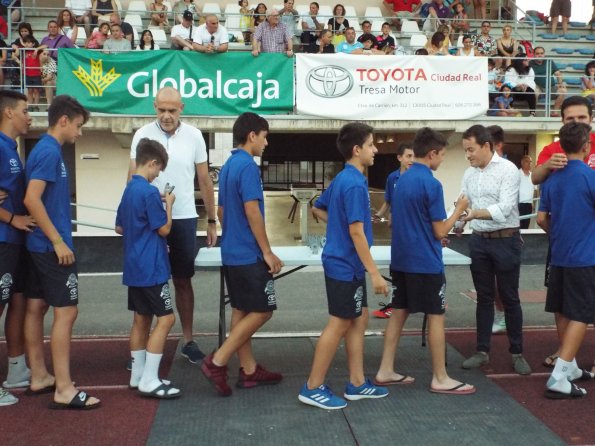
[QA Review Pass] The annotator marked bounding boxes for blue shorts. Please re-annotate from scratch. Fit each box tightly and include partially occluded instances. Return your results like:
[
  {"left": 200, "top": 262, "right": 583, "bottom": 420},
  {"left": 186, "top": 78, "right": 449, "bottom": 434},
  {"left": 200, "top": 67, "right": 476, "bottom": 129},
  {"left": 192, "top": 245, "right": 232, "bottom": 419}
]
[
  {"left": 167, "top": 218, "right": 197, "bottom": 279},
  {"left": 391, "top": 270, "right": 446, "bottom": 315},
  {"left": 223, "top": 260, "right": 277, "bottom": 312}
]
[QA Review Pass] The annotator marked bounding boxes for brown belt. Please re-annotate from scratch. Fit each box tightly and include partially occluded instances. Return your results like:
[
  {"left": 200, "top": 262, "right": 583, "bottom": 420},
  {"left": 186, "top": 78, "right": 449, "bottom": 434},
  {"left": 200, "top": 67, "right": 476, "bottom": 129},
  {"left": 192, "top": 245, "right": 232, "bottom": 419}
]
[{"left": 473, "top": 228, "right": 519, "bottom": 239}]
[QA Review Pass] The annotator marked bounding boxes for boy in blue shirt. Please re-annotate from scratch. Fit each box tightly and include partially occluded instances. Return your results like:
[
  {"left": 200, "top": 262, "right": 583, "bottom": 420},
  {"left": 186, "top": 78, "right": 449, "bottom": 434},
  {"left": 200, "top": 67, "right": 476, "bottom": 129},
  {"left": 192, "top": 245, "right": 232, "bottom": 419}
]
[
  {"left": 0, "top": 90, "right": 35, "bottom": 406},
  {"left": 298, "top": 122, "right": 390, "bottom": 410},
  {"left": 116, "top": 138, "right": 180, "bottom": 399},
  {"left": 201, "top": 112, "right": 283, "bottom": 397},
  {"left": 374, "top": 127, "right": 475, "bottom": 395},
  {"left": 537, "top": 122, "right": 595, "bottom": 399},
  {"left": 23, "top": 95, "right": 101, "bottom": 410}
]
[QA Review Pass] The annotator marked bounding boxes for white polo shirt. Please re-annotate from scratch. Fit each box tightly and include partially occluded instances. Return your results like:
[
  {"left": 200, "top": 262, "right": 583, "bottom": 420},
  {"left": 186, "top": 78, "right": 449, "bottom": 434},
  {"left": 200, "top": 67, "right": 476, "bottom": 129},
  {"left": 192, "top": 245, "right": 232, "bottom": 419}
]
[
  {"left": 192, "top": 23, "right": 229, "bottom": 47},
  {"left": 130, "top": 121, "right": 208, "bottom": 219},
  {"left": 171, "top": 23, "right": 195, "bottom": 42}
]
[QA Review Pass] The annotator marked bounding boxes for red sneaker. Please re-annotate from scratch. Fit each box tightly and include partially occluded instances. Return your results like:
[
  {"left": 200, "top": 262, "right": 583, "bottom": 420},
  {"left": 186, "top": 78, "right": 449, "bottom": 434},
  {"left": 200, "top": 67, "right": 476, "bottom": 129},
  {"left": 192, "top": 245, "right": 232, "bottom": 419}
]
[
  {"left": 372, "top": 303, "right": 392, "bottom": 319},
  {"left": 200, "top": 354, "right": 232, "bottom": 396},
  {"left": 237, "top": 364, "right": 283, "bottom": 389}
]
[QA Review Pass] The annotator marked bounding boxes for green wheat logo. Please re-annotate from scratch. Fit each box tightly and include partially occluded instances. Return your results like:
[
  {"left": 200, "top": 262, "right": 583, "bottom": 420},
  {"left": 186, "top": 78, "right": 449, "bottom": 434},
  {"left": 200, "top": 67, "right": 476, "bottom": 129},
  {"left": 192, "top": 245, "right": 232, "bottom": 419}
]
[{"left": 72, "top": 59, "right": 121, "bottom": 96}]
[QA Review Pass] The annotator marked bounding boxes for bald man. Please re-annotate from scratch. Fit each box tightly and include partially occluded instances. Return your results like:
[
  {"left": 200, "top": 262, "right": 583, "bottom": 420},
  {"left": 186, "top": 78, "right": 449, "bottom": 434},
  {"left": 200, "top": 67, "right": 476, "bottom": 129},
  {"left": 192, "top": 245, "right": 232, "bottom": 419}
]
[{"left": 127, "top": 87, "right": 217, "bottom": 364}]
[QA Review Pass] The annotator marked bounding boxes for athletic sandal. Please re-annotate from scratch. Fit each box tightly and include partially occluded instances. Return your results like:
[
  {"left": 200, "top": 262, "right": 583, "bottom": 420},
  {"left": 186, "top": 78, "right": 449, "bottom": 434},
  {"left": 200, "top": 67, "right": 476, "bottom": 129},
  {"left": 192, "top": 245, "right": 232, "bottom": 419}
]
[
  {"left": 571, "top": 369, "right": 595, "bottom": 382},
  {"left": 24, "top": 384, "right": 56, "bottom": 396},
  {"left": 544, "top": 383, "right": 586, "bottom": 400},
  {"left": 138, "top": 382, "right": 181, "bottom": 400},
  {"left": 429, "top": 383, "right": 476, "bottom": 395},
  {"left": 129, "top": 379, "right": 171, "bottom": 390},
  {"left": 373, "top": 375, "right": 415, "bottom": 386},
  {"left": 49, "top": 391, "right": 101, "bottom": 410},
  {"left": 542, "top": 354, "right": 558, "bottom": 368}
]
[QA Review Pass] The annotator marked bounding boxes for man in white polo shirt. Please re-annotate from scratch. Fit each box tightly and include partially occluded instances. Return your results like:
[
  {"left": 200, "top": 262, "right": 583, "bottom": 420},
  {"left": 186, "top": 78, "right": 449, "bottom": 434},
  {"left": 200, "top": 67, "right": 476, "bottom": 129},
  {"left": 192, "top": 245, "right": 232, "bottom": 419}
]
[
  {"left": 192, "top": 14, "right": 229, "bottom": 53},
  {"left": 171, "top": 10, "right": 196, "bottom": 51},
  {"left": 127, "top": 86, "right": 217, "bottom": 364},
  {"left": 518, "top": 155, "right": 536, "bottom": 229}
]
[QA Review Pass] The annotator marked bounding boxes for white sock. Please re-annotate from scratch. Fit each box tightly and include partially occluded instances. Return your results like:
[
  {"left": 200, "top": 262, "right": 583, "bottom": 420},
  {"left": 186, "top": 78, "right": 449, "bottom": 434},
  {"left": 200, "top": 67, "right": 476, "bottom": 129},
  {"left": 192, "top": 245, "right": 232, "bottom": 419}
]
[
  {"left": 130, "top": 350, "right": 146, "bottom": 388},
  {"left": 6, "top": 354, "right": 30, "bottom": 381},
  {"left": 139, "top": 352, "right": 162, "bottom": 392},
  {"left": 551, "top": 358, "right": 572, "bottom": 381},
  {"left": 567, "top": 358, "right": 584, "bottom": 381}
]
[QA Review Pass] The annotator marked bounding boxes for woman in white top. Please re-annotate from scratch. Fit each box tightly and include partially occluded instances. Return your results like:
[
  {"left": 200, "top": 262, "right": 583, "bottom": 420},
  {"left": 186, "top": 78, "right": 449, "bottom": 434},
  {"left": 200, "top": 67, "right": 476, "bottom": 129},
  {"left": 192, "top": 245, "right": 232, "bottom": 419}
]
[
  {"left": 57, "top": 8, "right": 79, "bottom": 44},
  {"left": 504, "top": 57, "right": 536, "bottom": 116},
  {"left": 456, "top": 34, "right": 478, "bottom": 57},
  {"left": 136, "top": 29, "right": 161, "bottom": 50}
]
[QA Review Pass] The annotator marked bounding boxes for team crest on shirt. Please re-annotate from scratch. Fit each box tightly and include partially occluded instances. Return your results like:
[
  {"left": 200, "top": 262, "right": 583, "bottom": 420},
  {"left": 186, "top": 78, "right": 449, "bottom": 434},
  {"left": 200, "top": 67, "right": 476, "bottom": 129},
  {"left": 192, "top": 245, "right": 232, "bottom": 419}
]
[
  {"left": 9, "top": 158, "right": 20, "bottom": 174},
  {"left": 161, "top": 283, "right": 173, "bottom": 311},
  {"left": 65, "top": 273, "right": 78, "bottom": 300},
  {"left": 264, "top": 280, "right": 276, "bottom": 306},
  {"left": 60, "top": 162, "right": 67, "bottom": 178},
  {"left": 353, "top": 286, "right": 363, "bottom": 313},
  {"left": 1, "top": 273, "right": 13, "bottom": 301},
  {"left": 438, "top": 283, "right": 446, "bottom": 310}
]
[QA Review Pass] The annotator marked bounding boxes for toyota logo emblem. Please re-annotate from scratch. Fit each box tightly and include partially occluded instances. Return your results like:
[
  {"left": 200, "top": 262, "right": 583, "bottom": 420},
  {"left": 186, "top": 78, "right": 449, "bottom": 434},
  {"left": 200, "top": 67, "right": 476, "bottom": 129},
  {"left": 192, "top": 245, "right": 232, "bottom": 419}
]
[{"left": 306, "top": 65, "right": 353, "bottom": 98}]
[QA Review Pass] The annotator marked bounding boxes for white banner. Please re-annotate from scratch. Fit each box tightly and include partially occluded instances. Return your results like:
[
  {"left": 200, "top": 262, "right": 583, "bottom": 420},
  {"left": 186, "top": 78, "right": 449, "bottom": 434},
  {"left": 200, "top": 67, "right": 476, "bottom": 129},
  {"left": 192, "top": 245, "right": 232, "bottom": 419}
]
[{"left": 296, "top": 54, "right": 488, "bottom": 120}]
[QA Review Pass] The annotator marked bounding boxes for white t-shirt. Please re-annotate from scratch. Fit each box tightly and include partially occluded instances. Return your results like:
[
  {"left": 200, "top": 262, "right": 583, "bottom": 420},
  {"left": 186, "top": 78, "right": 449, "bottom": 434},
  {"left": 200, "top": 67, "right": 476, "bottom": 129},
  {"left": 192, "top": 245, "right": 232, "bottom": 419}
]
[
  {"left": 171, "top": 23, "right": 195, "bottom": 42},
  {"left": 130, "top": 121, "right": 208, "bottom": 219},
  {"left": 65, "top": 0, "right": 92, "bottom": 16},
  {"left": 192, "top": 24, "right": 229, "bottom": 47},
  {"left": 518, "top": 169, "right": 535, "bottom": 204}
]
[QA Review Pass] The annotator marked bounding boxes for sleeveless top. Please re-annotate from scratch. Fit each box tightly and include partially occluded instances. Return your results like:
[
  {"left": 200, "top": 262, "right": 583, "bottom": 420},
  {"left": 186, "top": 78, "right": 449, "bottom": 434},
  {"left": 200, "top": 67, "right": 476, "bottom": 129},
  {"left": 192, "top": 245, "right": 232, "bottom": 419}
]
[
  {"left": 95, "top": 0, "right": 113, "bottom": 14},
  {"left": 498, "top": 38, "right": 515, "bottom": 56}
]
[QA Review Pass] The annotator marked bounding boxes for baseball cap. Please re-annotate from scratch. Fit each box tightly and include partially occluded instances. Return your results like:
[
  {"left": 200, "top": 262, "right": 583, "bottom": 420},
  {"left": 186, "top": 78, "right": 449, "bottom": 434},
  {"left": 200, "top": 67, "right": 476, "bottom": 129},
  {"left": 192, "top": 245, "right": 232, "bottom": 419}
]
[{"left": 183, "top": 10, "right": 193, "bottom": 21}]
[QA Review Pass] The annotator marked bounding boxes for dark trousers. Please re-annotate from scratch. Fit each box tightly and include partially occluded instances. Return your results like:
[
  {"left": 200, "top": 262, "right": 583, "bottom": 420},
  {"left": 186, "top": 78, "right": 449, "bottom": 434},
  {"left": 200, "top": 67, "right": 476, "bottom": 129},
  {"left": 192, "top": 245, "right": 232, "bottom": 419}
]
[
  {"left": 518, "top": 202, "right": 533, "bottom": 229},
  {"left": 469, "top": 233, "right": 524, "bottom": 354},
  {"left": 512, "top": 86, "right": 536, "bottom": 113}
]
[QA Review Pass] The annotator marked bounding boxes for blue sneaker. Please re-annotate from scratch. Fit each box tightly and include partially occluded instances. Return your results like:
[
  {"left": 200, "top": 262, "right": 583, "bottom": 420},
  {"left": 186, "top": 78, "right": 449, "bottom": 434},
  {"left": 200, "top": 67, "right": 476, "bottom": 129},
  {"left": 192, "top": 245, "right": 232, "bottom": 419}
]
[
  {"left": 298, "top": 383, "right": 347, "bottom": 410},
  {"left": 344, "top": 378, "right": 389, "bottom": 401}
]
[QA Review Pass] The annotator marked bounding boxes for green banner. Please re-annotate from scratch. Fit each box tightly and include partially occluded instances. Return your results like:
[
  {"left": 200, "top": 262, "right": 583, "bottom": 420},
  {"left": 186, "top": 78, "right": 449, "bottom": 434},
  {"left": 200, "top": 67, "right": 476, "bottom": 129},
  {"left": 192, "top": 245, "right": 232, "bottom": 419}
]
[{"left": 56, "top": 49, "right": 294, "bottom": 115}]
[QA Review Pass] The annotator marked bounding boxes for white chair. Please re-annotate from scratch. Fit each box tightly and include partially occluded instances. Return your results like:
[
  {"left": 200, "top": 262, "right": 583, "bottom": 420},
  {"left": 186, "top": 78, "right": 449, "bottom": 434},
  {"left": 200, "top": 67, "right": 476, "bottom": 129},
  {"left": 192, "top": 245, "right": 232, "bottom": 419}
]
[
  {"left": 127, "top": 0, "right": 147, "bottom": 14},
  {"left": 162, "top": 1, "right": 173, "bottom": 12},
  {"left": 318, "top": 5, "right": 332, "bottom": 22},
  {"left": 75, "top": 28, "right": 87, "bottom": 46},
  {"left": 400, "top": 20, "right": 420, "bottom": 35},
  {"left": 344, "top": 5, "right": 356, "bottom": 19},
  {"left": 409, "top": 33, "right": 427, "bottom": 48},
  {"left": 132, "top": 26, "right": 139, "bottom": 43},
  {"left": 151, "top": 28, "right": 167, "bottom": 45},
  {"left": 371, "top": 19, "right": 384, "bottom": 33},
  {"left": 225, "top": 10, "right": 241, "bottom": 33},
  {"left": 125, "top": 13, "right": 144, "bottom": 31},
  {"left": 351, "top": 21, "right": 361, "bottom": 32},
  {"left": 364, "top": 6, "right": 383, "bottom": 21},
  {"left": 202, "top": 2, "right": 222, "bottom": 18},
  {"left": 457, "top": 34, "right": 464, "bottom": 48},
  {"left": 224, "top": 3, "right": 241, "bottom": 15}
]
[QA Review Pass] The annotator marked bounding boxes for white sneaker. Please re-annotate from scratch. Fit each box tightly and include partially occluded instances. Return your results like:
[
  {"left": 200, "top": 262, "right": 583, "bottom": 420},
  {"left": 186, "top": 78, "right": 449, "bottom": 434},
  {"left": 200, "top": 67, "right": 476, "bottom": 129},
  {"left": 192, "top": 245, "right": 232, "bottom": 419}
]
[
  {"left": 0, "top": 389, "right": 18, "bottom": 406},
  {"left": 492, "top": 311, "right": 506, "bottom": 334}
]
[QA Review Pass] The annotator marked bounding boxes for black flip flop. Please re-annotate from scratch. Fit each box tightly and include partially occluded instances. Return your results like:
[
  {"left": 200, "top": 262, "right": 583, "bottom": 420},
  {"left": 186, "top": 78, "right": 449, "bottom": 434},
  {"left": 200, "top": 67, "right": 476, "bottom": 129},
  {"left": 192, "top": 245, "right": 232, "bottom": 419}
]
[
  {"left": 571, "top": 369, "right": 595, "bottom": 382},
  {"left": 24, "top": 384, "right": 56, "bottom": 396},
  {"left": 49, "top": 391, "right": 101, "bottom": 410}
]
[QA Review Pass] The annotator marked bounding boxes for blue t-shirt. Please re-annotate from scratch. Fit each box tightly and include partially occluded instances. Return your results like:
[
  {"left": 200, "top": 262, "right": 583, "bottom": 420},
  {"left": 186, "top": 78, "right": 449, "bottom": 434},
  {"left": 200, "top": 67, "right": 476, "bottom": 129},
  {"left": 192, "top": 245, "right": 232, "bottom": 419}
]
[
  {"left": 25, "top": 134, "right": 73, "bottom": 252},
  {"left": 488, "top": 96, "right": 513, "bottom": 116},
  {"left": 539, "top": 160, "right": 595, "bottom": 267},
  {"left": 218, "top": 149, "right": 264, "bottom": 266},
  {"left": 116, "top": 175, "right": 170, "bottom": 286},
  {"left": 315, "top": 164, "right": 372, "bottom": 281},
  {"left": 391, "top": 163, "right": 447, "bottom": 274},
  {"left": 0, "top": 131, "right": 26, "bottom": 244},
  {"left": 336, "top": 41, "right": 363, "bottom": 54},
  {"left": 384, "top": 169, "right": 401, "bottom": 204}
]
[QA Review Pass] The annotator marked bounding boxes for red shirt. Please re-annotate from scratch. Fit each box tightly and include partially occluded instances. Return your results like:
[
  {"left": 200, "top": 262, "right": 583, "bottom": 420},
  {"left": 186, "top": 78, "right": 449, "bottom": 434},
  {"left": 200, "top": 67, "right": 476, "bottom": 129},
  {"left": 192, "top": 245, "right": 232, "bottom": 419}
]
[
  {"left": 386, "top": 0, "right": 421, "bottom": 13},
  {"left": 537, "top": 133, "right": 595, "bottom": 169},
  {"left": 24, "top": 51, "right": 41, "bottom": 78}
]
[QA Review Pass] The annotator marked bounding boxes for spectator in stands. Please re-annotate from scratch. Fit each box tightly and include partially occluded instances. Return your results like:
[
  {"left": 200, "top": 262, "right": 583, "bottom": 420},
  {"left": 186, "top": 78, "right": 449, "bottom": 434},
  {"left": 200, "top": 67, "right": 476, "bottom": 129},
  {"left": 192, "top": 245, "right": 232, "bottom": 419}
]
[
  {"left": 150, "top": 0, "right": 170, "bottom": 30},
  {"left": 376, "top": 22, "right": 396, "bottom": 54},
  {"left": 487, "top": 84, "right": 519, "bottom": 117},
  {"left": 0, "top": 36, "right": 7, "bottom": 87},
  {"left": 328, "top": 4, "right": 349, "bottom": 45},
  {"left": 301, "top": 2, "right": 324, "bottom": 51},
  {"left": 137, "top": 29, "right": 160, "bottom": 50},
  {"left": 317, "top": 29, "right": 334, "bottom": 53},
  {"left": 0, "top": 6, "right": 8, "bottom": 39},
  {"left": 450, "top": 2, "right": 469, "bottom": 43},
  {"left": 253, "top": 3, "right": 268, "bottom": 31},
  {"left": 581, "top": 61, "right": 595, "bottom": 105},
  {"left": 456, "top": 34, "right": 478, "bottom": 56},
  {"left": 252, "top": 8, "right": 293, "bottom": 57},
  {"left": 359, "top": 34, "right": 385, "bottom": 55},
  {"left": 423, "top": 0, "right": 452, "bottom": 34},
  {"left": 193, "top": 14, "right": 229, "bottom": 53},
  {"left": 505, "top": 57, "right": 537, "bottom": 117},
  {"left": 487, "top": 58, "right": 501, "bottom": 96},
  {"left": 40, "top": 49, "right": 57, "bottom": 105},
  {"left": 383, "top": 0, "right": 421, "bottom": 21},
  {"left": 103, "top": 23, "right": 132, "bottom": 53},
  {"left": 91, "top": 0, "right": 117, "bottom": 25},
  {"left": 473, "top": 21, "right": 497, "bottom": 57},
  {"left": 85, "top": 21, "right": 110, "bottom": 49},
  {"left": 66, "top": 0, "right": 92, "bottom": 35},
  {"left": 531, "top": 47, "right": 567, "bottom": 117},
  {"left": 335, "top": 27, "right": 363, "bottom": 54},
  {"left": 19, "top": 37, "right": 42, "bottom": 110},
  {"left": 109, "top": 13, "right": 134, "bottom": 47},
  {"left": 41, "top": 20, "right": 75, "bottom": 61},
  {"left": 472, "top": 0, "right": 486, "bottom": 20},
  {"left": 357, "top": 21, "right": 378, "bottom": 48},
  {"left": 518, "top": 155, "right": 535, "bottom": 229},
  {"left": 280, "top": 0, "right": 300, "bottom": 46},
  {"left": 424, "top": 31, "right": 448, "bottom": 55},
  {"left": 415, "top": 48, "right": 429, "bottom": 55},
  {"left": 550, "top": 0, "right": 570, "bottom": 35},
  {"left": 57, "top": 9, "right": 79, "bottom": 45},
  {"left": 12, "top": 23, "right": 40, "bottom": 51},
  {"left": 171, "top": 10, "right": 195, "bottom": 51},
  {"left": 496, "top": 24, "right": 516, "bottom": 69},
  {"left": 174, "top": 0, "right": 199, "bottom": 24}
]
